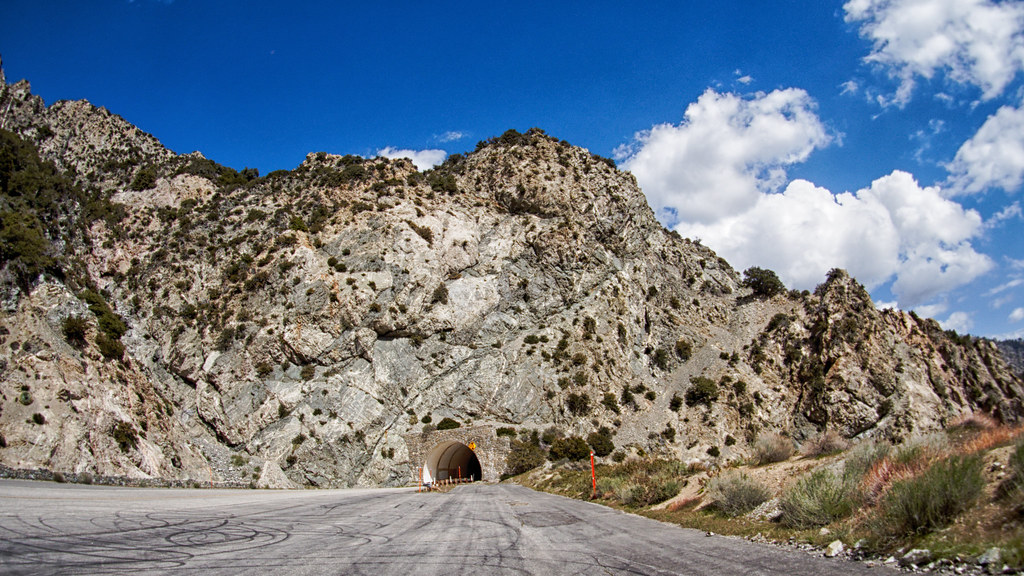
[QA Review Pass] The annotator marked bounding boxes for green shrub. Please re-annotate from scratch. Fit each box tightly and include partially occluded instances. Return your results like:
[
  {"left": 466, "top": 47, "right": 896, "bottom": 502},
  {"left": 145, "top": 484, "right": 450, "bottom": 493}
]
[
  {"left": 1009, "top": 437, "right": 1024, "bottom": 491},
  {"left": 780, "top": 468, "right": 858, "bottom": 528},
  {"left": 129, "top": 166, "right": 157, "bottom": 191},
  {"left": 431, "top": 283, "right": 449, "bottom": 304},
  {"left": 601, "top": 392, "right": 620, "bottom": 414},
  {"left": 843, "top": 440, "right": 892, "bottom": 480},
  {"left": 420, "top": 414, "right": 432, "bottom": 424},
  {"left": 608, "top": 460, "right": 685, "bottom": 507},
  {"left": 408, "top": 221, "right": 433, "bottom": 244},
  {"left": 652, "top": 347, "right": 670, "bottom": 370},
  {"left": 79, "top": 289, "right": 127, "bottom": 339},
  {"left": 685, "top": 376, "right": 718, "bottom": 407},
  {"left": 436, "top": 417, "right": 461, "bottom": 430},
  {"left": 496, "top": 427, "right": 517, "bottom": 438},
  {"left": 31, "top": 412, "right": 45, "bottom": 425},
  {"left": 675, "top": 336, "right": 692, "bottom": 358},
  {"left": 615, "top": 480, "right": 680, "bottom": 507},
  {"left": 706, "top": 471, "right": 771, "bottom": 516},
  {"left": 620, "top": 386, "right": 636, "bottom": 409},
  {"left": 587, "top": 430, "right": 615, "bottom": 457},
  {"left": 215, "top": 327, "right": 235, "bottom": 351},
  {"left": 61, "top": 316, "right": 89, "bottom": 346},
  {"left": 505, "top": 439, "right": 546, "bottom": 476},
  {"left": 255, "top": 362, "right": 273, "bottom": 377},
  {"left": 743, "top": 267, "right": 786, "bottom": 298},
  {"left": 566, "top": 392, "right": 590, "bottom": 416},
  {"left": 754, "top": 433, "right": 795, "bottom": 465},
  {"left": 572, "top": 371, "right": 588, "bottom": 387},
  {"left": 541, "top": 426, "right": 563, "bottom": 445},
  {"left": 111, "top": 421, "right": 138, "bottom": 452},
  {"left": 96, "top": 333, "right": 124, "bottom": 361},
  {"left": 300, "top": 364, "right": 315, "bottom": 381},
  {"left": 876, "top": 454, "right": 984, "bottom": 536},
  {"left": 549, "top": 436, "right": 590, "bottom": 461},
  {"left": 669, "top": 393, "right": 683, "bottom": 412}
]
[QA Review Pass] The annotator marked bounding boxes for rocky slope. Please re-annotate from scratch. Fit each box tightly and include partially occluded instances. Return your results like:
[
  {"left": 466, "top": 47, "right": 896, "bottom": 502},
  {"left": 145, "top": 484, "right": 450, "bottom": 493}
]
[
  {"left": 998, "top": 339, "right": 1024, "bottom": 377},
  {"left": 1, "top": 64, "right": 1022, "bottom": 488}
]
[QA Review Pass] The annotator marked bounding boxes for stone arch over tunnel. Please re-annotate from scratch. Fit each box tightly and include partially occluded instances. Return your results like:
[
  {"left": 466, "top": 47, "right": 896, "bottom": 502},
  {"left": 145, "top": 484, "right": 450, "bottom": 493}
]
[
  {"left": 422, "top": 441, "right": 482, "bottom": 483},
  {"left": 403, "top": 425, "right": 512, "bottom": 484}
]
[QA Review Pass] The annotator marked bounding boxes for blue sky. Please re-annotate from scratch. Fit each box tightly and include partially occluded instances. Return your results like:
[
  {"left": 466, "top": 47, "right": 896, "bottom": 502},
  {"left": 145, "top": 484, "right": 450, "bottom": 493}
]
[{"left": 2, "top": 0, "right": 1023, "bottom": 339}]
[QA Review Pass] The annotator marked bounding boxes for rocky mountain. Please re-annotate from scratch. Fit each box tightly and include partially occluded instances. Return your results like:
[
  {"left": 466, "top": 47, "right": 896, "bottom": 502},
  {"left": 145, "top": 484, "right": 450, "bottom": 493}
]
[
  {"left": 1, "top": 64, "right": 1022, "bottom": 488},
  {"left": 999, "top": 339, "right": 1024, "bottom": 377}
]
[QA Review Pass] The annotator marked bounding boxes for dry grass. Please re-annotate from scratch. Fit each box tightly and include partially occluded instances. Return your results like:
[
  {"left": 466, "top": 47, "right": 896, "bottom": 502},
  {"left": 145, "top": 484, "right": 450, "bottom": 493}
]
[
  {"left": 859, "top": 436, "right": 946, "bottom": 504},
  {"left": 958, "top": 424, "right": 1024, "bottom": 454},
  {"left": 860, "top": 457, "right": 934, "bottom": 505}
]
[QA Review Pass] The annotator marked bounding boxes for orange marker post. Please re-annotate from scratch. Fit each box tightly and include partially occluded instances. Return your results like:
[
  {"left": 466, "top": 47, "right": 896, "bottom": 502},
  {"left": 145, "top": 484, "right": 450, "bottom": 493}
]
[{"left": 590, "top": 451, "right": 597, "bottom": 498}]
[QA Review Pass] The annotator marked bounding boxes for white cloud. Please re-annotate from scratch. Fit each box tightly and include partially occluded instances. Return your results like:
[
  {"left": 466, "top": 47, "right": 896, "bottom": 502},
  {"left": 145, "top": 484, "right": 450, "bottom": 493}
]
[
  {"left": 940, "top": 310, "right": 973, "bottom": 333},
  {"left": 945, "top": 103, "right": 1024, "bottom": 194},
  {"left": 675, "top": 170, "right": 991, "bottom": 306},
  {"left": 916, "top": 302, "right": 949, "bottom": 319},
  {"left": 987, "top": 202, "right": 1023, "bottom": 229},
  {"left": 734, "top": 70, "right": 754, "bottom": 85},
  {"left": 986, "top": 278, "right": 1024, "bottom": 296},
  {"left": 617, "top": 88, "right": 831, "bottom": 225},
  {"left": 377, "top": 147, "right": 446, "bottom": 171},
  {"left": 436, "top": 131, "right": 465, "bottom": 143},
  {"left": 1011, "top": 307, "right": 1024, "bottom": 322},
  {"left": 621, "top": 86, "right": 995, "bottom": 311},
  {"left": 844, "top": 0, "right": 1024, "bottom": 105}
]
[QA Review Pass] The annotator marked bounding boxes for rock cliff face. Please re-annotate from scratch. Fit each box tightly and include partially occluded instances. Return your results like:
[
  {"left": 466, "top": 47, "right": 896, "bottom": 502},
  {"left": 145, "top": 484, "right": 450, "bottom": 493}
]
[{"left": 1, "top": 67, "right": 1022, "bottom": 487}]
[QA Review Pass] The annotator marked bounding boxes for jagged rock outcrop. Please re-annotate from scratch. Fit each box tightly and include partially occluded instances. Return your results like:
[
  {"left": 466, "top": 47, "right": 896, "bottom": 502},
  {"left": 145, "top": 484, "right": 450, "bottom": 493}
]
[{"left": 1, "top": 65, "right": 1022, "bottom": 487}]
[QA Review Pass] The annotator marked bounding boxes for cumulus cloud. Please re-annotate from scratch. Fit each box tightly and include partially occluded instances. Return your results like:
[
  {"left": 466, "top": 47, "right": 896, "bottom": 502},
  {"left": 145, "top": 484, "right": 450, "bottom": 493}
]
[
  {"left": 617, "top": 88, "right": 831, "bottom": 225},
  {"left": 677, "top": 171, "right": 991, "bottom": 306},
  {"left": 619, "top": 87, "right": 992, "bottom": 308},
  {"left": 940, "top": 311, "right": 973, "bottom": 333},
  {"left": 844, "top": 0, "right": 1024, "bottom": 105},
  {"left": 945, "top": 103, "right": 1024, "bottom": 194},
  {"left": 377, "top": 147, "right": 446, "bottom": 171},
  {"left": 1011, "top": 307, "right": 1024, "bottom": 322}
]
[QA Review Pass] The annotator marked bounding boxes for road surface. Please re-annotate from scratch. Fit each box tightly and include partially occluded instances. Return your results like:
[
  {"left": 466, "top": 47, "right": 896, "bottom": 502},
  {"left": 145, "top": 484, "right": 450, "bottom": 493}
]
[{"left": 0, "top": 479, "right": 894, "bottom": 575}]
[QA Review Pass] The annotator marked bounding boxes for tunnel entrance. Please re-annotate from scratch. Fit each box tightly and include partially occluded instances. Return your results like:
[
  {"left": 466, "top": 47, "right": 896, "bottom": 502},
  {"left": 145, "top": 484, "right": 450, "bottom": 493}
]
[{"left": 422, "top": 441, "right": 482, "bottom": 484}]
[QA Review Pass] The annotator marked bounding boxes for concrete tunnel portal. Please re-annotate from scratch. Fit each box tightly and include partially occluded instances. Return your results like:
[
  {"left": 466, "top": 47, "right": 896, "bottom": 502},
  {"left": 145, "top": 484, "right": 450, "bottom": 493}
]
[{"left": 422, "top": 441, "right": 482, "bottom": 484}]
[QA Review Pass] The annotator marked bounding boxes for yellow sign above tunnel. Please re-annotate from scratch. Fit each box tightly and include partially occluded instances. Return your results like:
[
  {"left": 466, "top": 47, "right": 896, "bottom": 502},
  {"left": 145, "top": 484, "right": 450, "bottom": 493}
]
[{"left": 468, "top": 442, "right": 476, "bottom": 451}]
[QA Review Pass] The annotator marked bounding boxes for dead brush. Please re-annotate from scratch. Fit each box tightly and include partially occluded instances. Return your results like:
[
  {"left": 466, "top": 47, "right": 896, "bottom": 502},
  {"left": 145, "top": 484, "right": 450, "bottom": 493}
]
[
  {"left": 859, "top": 439, "right": 946, "bottom": 505},
  {"left": 667, "top": 497, "right": 701, "bottom": 512},
  {"left": 802, "top": 429, "right": 850, "bottom": 457},
  {"left": 957, "top": 423, "right": 1024, "bottom": 455},
  {"left": 950, "top": 412, "right": 998, "bottom": 431}
]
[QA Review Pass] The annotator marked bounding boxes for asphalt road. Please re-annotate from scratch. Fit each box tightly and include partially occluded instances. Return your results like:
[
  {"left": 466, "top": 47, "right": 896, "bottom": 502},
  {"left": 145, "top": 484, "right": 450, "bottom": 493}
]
[{"left": 0, "top": 479, "right": 895, "bottom": 575}]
